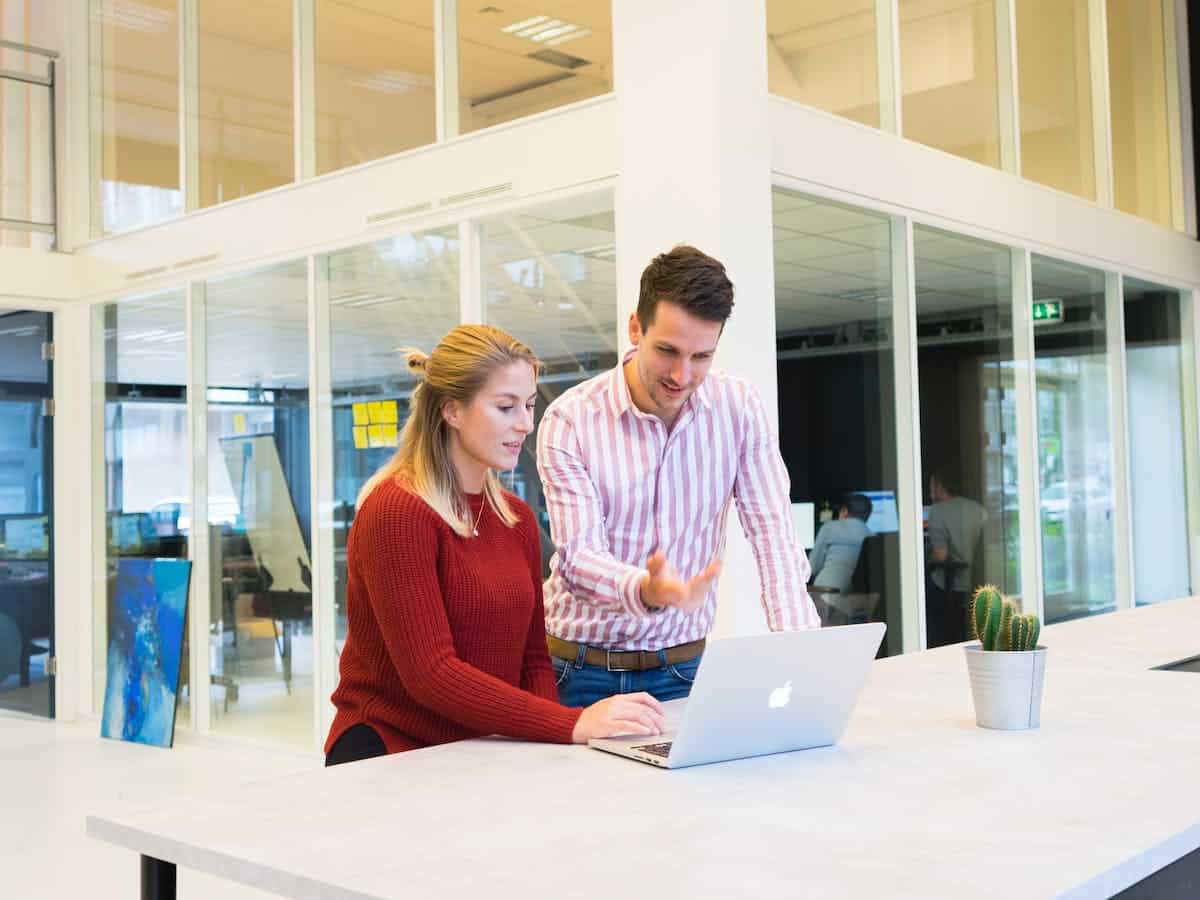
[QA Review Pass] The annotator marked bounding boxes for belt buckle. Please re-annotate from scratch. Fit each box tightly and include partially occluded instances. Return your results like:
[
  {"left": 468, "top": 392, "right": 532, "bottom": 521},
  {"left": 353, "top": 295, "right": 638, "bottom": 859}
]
[{"left": 604, "top": 649, "right": 637, "bottom": 672}]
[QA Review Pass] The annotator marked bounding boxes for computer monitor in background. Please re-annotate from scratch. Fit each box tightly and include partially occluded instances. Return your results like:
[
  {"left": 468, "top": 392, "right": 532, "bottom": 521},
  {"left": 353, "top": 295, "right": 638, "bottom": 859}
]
[
  {"left": 2, "top": 515, "right": 49, "bottom": 559},
  {"left": 856, "top": 490, "right": 899, "bottom": 533},
  {"left": 790, "top": 502, "right": 816, "bottom": 549},
  {"left": 111, "top": 513, "right": 151, "bottom": 555}
]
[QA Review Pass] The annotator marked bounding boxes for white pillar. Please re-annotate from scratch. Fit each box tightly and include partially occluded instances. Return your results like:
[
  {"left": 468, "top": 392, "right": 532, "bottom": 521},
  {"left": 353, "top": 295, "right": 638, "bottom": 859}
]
[{"left": 612, "top": 0, "right": 778, "bottom": 636}]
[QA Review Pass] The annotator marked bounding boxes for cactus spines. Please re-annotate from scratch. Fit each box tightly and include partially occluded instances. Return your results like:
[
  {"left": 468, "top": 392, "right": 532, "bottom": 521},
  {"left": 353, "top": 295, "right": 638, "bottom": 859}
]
[
  {"left": 972, "top": 586, "right": 1004, "bottom": 648},
  {"left": 969, "top": 586, "right": 1043, "bottom": 651}
]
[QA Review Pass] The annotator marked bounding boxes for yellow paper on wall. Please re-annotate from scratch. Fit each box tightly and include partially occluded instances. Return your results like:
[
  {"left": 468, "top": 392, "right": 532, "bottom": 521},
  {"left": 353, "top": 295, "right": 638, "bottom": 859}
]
[
  {"left": 367, "top": 424, "right": 385, "bottom": 448},
  {"left": 367, "top": 401, "right": 385, "bottom": 424},
  {"left": 233, "top": 413, "right": 247, "bottom": 434},
  {"left": 352, "top": 403, "right": 368, "bottom": 426},
  {"left": 352, "top": 426, "right": 368, "bottom": 449},
  {"left": 379, "top": 400, "right": 399, "bottom": 424},
  {"left": 381, "top": 423, "right": 399, "bottom": 446}
]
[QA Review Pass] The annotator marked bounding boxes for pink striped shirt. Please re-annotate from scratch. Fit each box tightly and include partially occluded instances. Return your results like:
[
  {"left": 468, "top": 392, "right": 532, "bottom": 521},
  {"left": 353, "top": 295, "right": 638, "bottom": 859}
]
[{"left": 536, "top": 357, "right": 818, "bottom": 650}]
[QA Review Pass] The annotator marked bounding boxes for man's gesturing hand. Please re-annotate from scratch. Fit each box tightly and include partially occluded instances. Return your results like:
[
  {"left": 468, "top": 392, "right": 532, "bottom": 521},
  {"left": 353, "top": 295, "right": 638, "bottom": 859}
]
[{"left": 639, "top": 550, "right": 721, "bottom": 615}]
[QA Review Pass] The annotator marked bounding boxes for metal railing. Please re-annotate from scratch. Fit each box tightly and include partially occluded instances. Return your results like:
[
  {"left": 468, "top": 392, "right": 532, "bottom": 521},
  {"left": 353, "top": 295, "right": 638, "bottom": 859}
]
[{"left": 0, "top": 38, "right": 58, "bottom": 245}]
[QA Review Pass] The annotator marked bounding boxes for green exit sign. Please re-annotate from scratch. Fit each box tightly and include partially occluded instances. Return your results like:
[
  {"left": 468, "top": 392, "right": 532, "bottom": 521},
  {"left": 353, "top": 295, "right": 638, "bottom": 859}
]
[{"left": 1032, "top": 299, "right": 1063, "bottom": 325}]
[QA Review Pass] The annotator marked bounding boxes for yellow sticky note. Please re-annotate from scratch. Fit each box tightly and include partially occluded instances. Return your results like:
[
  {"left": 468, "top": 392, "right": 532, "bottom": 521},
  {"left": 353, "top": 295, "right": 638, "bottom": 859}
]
[
  {"left": 379, "top": 400, "right": 399, "bottom": 424},
  {"left": 352, "top": 403, "right": 368, "bottom": 426},
  {"left": 367, "top": 424, "right": 385, "bottom": 448},
  {"left": 233, "top": 413, "right": 247, "bottom": 434},
  {"left": 367, "top": 401, "right": 384, "bottom": 424},
  {"left": 381, "top": 423, "right": 398, "bottom": 446},
  {"left": 352, "top": 426, "right": 368, "bottom": 449}
]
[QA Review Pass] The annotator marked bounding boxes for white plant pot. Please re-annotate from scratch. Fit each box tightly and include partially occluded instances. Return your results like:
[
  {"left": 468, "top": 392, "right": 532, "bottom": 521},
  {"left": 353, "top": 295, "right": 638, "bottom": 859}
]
[{"left": 964, "top": 644, "right": 1047, "bottom": 730}]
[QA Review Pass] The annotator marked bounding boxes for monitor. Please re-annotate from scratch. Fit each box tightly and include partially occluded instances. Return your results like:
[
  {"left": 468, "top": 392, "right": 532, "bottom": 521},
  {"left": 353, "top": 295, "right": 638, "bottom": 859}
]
[
  {"left": 112, "top": 513, "right": 147, "bottom": 554},
  {"left": 3, "top": 515, "right": 49, "bottom": 559},
  {"left": 790, "top": 502, "right": 816, "bottom": 549},
  {"left": 855, "top": 490, "right": 899, "bottom": 534}
]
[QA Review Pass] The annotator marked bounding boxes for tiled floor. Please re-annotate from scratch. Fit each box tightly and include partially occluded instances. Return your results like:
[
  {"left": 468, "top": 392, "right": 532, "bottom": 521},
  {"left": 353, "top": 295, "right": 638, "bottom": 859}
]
[{"left": 1, "top": 709, "right": 320, "bottom": 899}]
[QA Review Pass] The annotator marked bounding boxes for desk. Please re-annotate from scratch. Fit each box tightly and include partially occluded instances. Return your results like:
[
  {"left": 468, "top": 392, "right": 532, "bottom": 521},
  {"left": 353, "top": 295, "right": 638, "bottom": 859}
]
[{"left": 88, "top": 598, "right": 1200, "bottom": 899}]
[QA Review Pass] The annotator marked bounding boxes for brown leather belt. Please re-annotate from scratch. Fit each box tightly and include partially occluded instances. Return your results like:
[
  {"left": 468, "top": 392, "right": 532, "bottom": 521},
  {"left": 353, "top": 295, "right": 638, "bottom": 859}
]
[{"left": 546, "top": 634, "right": 705, "bottom": 672}]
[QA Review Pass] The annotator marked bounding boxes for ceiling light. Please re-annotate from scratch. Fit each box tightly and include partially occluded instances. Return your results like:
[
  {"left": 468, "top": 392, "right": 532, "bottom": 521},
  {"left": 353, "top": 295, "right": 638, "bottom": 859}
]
[
  {"left": 502, "top": 15, "right": 550, "bottom": 33},
  {"left": 501, "top": 15, "right": 590, "bottom": 47},
  {"left": 349, "top": 70, "right": 434, "bottom": 96}
]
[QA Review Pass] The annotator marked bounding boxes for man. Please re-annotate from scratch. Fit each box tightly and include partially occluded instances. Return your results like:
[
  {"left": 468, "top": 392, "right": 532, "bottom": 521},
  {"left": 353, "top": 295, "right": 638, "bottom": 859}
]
[
  {"left": 925, "top": 470, "right": 988, "bottom": 647},
  {"left": 536, "top": 245, "right": 819, "bottom": 707},
  {"left": 808, "top": 493, "right": 874, "bottom": 597}
]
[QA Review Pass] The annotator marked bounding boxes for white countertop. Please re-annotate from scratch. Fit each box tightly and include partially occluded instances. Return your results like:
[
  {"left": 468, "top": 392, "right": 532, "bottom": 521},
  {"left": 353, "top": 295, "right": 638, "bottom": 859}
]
[{"left": 88, "top": 597, "right": 1200, "bottom": 900}]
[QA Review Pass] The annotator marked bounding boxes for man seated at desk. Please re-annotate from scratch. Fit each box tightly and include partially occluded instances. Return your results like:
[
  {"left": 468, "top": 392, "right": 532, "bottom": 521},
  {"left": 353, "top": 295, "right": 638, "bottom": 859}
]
[
  {"left": 925, "top": 470, "right": 987, "bottom": 647},
  {"left": 808, "top": 494, "right": 873, "bottom": 622}
]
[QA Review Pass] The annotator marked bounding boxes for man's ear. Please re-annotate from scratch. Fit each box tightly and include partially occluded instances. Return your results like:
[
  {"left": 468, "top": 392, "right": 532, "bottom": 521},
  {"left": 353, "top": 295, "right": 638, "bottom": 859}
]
[{"left": 628, "top": 312, "right": 642, "bottom": 347}]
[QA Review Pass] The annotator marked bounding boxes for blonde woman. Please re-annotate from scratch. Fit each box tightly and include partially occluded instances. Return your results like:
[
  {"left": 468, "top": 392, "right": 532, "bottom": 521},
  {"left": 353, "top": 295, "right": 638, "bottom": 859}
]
[{"left": 325, "top": 325, "right": 664, "bottom": 765}]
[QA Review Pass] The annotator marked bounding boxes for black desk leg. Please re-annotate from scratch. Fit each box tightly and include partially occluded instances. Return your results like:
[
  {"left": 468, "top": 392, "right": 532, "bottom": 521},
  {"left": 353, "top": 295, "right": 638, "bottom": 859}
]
[{"left": 140, "top": 855, "right": 176, "bottom": 900}]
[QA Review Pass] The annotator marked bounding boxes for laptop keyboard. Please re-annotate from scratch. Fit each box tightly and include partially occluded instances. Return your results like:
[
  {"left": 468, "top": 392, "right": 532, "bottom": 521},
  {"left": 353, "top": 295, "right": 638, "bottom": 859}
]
[{"left": 634, "top": 741, "right": 673, "bottom": 758}]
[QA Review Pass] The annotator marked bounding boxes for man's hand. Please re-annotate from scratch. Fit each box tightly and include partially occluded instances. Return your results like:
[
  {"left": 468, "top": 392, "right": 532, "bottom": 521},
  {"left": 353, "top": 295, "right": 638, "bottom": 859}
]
[{"left": 640, "top": 550, "right": 721, "bottom": 615}]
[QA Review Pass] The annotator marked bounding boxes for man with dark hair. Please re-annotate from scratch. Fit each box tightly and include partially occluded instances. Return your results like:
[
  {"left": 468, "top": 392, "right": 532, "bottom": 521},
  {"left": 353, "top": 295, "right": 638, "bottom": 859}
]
[
  {"left": 926, "top": 469, "right": 988, "bottom": 647},
  {"left": 536, "top": 245, "right": 819, "bottom": 707},
  {"left": 809, "top": 493, "right": 874, "bottom": 600}
]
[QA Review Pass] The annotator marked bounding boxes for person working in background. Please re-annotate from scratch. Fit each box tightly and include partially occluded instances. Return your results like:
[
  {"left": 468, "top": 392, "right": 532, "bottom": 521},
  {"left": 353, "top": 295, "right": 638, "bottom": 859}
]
[
  {"left": 925, "top": 469, "right": 987, "bottom": 647},
  {"left": 808, "top": 493, "right": 874, "bottom": 622}
]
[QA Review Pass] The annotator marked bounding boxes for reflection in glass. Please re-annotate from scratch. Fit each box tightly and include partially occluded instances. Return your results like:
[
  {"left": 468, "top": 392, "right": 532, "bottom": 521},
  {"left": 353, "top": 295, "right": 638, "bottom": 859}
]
[
  {"left": 198, "top": 0, "right": 293, "bottom": 207},
  {"left": 0, "top": 311, "right": 53, "bottom": 716},
  {"left": 315, "top": 1, "right": 436, "bottom": 175},
  {"left": 899, "top": 0, "right": 1001, "bottom": 167},
  {"left": 766, "top": 0, "right": 880, "bottom": 128},
  {"left": 913, "top": 228, "right": 1019, "bottom": 647},
  {"left": 771, "top": 190, "right": 902, "bottom": 654},
  {"left": 1031, "top": 256, "right": 1115, "bottom": 622},
  {"left": 96, "top": 292, "right": 190, "bottom": 717},
  {"left": 456, "top": 4, "right": 612, "bottom": 135},
  {"left": 328, "top": 230, "right": 460, "bottom": 647},
  {"left": 89, "top": 0, "right": 182, "bottom": 234},
  {"left": 1124, "top": 278, "right": 1190, "bottom": 604},
  {"left": 482, "top": 193, "right": 618, "bottom": 571},
  {"left": 1016, "top": 0, "right": 1095, "bottom": 199},
  {"left": 1107, "top": 0, "right": 1176, "bottom": 228},
  {"left": 205, "top": 262, "right": 312, "bottom": 748}
]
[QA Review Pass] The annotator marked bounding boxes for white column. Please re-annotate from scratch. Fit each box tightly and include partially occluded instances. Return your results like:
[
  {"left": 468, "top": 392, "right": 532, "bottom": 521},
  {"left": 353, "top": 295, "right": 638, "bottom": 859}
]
[
  {"left": 1088, "top": 0, "right": 1115, "bottom": 208},
  {"left": 89, "top": 304, "right": 109, "bottom": 715},
  {"left": 293, "top": 0, "right": 316, "bottom": 181},
  {"left": 180, "top": 0, "right": 200, "bottom": 212},
  {"left": 612, "top": 0, "right": 778, "bottom": 636},
  {"left": 1011, "top": 248, "right": 1045, "bottom": 622},
  {"left": 307, "top": 254, "right": 336, "bottom": 747},
  {"left": 890, "top": 217, "right": 924, "bottom": 653},
  {"left": 995, "top": 0, "right": 1021, "bottom": 176},
  {"left": 1172, "top": 0, "right": 1197, "bottom": 236},
  {"left": 1163, "top": 0, "right": 1188, "bottom": 232},
  {"left": 876, "top": 0, "right": 902, "bottom": 134},
  {"left": 1179, "top": 288, "right": 1200, "bottom": 592},
  {"left": 435, "top": 0, "right": 460, "bottom": 140},
  {"left": 1104, "top": 272, "right": 1135, "bottom": 609},
  {"left": 458, "top": 219, "right": 482, "bottom": 323},
  {"left": 185, "top": 281, "right": 211, "bottom": 732}
]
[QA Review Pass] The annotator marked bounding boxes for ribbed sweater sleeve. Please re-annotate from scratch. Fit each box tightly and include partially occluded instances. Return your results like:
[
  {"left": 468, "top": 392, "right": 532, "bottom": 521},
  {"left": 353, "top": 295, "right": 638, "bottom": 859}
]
[
  {"left": 517, "top": 512, "right": 562, "bottom": 702},
  {"left": 354, "top": 486, "right": 581, "bottom": 745}
]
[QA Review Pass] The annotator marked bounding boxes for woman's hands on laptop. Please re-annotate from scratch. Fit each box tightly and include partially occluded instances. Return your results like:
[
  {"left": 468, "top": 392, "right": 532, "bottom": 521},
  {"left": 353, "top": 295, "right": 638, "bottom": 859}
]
[
  {"left": 640, "top": 550, "right": 721, "bottom": 615},
  {"left": 572, "top": 693, "right": 666, "bottom": 743}
]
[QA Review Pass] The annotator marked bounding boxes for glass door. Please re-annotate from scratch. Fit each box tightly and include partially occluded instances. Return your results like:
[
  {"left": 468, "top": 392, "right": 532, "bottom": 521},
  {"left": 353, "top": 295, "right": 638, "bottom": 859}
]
[{"left": 0, "top": 309, "right": 54, "bottom": 716}]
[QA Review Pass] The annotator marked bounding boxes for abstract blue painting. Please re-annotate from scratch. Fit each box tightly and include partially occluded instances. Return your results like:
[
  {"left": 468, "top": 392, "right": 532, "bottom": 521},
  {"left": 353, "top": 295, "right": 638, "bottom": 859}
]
[{"left": 101, "top": 558, "right": 192, "bottom": 748}]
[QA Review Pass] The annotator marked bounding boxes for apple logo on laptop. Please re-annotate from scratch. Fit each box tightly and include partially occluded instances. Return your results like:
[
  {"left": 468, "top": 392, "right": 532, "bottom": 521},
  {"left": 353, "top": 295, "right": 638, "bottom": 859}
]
[{"left": 768, "top": 680, "right": 793, "bottom": 709}]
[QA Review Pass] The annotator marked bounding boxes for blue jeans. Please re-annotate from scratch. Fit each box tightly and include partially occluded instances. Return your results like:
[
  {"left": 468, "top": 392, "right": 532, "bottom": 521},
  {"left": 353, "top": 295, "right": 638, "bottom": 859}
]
[{"left": 552, "top": 648, "right": 703, "bottom": 707}]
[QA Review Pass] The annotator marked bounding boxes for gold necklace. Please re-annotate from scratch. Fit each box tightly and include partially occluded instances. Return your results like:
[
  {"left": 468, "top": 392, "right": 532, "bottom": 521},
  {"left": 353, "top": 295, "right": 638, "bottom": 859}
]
[{"left": 470, "top": 499, "right": 485, "bottom": 537}]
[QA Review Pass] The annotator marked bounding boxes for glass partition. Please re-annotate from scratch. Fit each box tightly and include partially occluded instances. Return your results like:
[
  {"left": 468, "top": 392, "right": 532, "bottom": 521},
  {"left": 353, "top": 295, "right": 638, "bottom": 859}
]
[
  {"left": 198, "top": 0, "right": 294, "bottom": 207},
  {"left": 1123, "top": 278, "right": 1191, "bottom": 604},
  {"left": 89, "top": 0, "right": 182, "bottom": 235},
  {"left": 205, "top": 261, "right": 311, "bottom": 748},
  {"left": 913, "top": 227, "right": 1020, "bottom": 646},
  {"left": 899, "top": 0, "right": 1001, "bottom": 168},
  {"left": 1031, "top": 255, "right": 1115, "bottom": 622},
  {"left": 327, "top": 229, "right": 461, "bottom": 648},
  {"left": 481, "top": 192, "right": 618, "bottom": 571},
  {"left": 1015, "top": 0, "right": 1096, "bottom": 199},
  {"left": 456, "top": 3, "right": 613, "bottom": 135},
  {"left": 96, "top": 291, "right": 190, "bottom": 716},
  {"left": 315, "top": 0, "right": 436, "bottom": 175},
  {"left": 766, "top": 0, "right": 881, "bottom": 128},
  {"left": 772, "top": 190, "right": 902, "bottom": 654}
]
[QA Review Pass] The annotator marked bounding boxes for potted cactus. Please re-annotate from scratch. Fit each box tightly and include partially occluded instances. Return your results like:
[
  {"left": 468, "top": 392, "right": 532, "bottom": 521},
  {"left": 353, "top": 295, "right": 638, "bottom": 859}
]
[{"left": 963, "top": 585, "right": 1046, "bottom": 730}]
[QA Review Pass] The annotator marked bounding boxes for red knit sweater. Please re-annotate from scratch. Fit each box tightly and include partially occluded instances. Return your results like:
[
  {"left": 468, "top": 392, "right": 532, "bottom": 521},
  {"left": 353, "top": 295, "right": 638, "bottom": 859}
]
[{"left": 325, "top": 478, "right": 582, "bottom": 754}]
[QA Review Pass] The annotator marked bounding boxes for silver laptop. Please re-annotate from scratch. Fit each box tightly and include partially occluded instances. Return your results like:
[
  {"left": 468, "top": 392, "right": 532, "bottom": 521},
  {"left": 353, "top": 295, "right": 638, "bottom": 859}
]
[{"left": 589, "top": 622, "right": 885, "bottom": 769}]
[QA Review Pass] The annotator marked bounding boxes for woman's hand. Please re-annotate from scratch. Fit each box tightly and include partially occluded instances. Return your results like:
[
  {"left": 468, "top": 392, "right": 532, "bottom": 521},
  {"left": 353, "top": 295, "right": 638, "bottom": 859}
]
[{"left": 571, "top": 692, "right": 666, "bottom": 743}]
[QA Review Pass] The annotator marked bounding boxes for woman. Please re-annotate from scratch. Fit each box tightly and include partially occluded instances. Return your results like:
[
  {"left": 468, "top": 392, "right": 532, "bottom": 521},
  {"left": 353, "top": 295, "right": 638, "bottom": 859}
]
[{"left": 325, "top": 324, "right": 664, "bottom": 765}]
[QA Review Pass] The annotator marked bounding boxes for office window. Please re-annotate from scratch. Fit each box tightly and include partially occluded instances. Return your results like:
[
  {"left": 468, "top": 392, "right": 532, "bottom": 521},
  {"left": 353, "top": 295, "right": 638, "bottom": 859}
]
[
  {"left": 1124, "top": 278, "right": 1191, "bottom": 604},
  {"left": 913, "top": 228, "right": 1020, "bottom": 647},
  {"left": 1107, "top": 0, "right": 1177, "bottom": 228},
  {"left": 481, "top": 191, "right": 617, "bottom": 571},
  {"left": 899, "top": 0, "right": 1002, "bottom": 168},
  {"left": 197, "top": 0, "right": 293, "bottom": 207},
  {"left": 327, "top": 229, "right": 460, "bottom": 647},
  {"left": 315, "top": 1, "right": 436, "bottom": 175},
  {"left": 766, "top": 0, "right": 881, "bottom": 128},
  {"left": 95, "top": 292, "right": 190, "bottom": 716},
  {"left": 456, "top": 3, "right": 613, "bottom": 136},
  {"left": 89, "top": 0, "right": 182, "bottom": 235},
  {"left": 772, "top": 190, "right": 902, "bottom": 655},
  {"left": 204, "top": 262, "right": 312, "bottom": 748},
  {"left": 1031, "top": 256, "right": 1115, "bottom": 623},
  {"left": 1016, "top": 0, "right": 1096, "bottom": 199}
]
